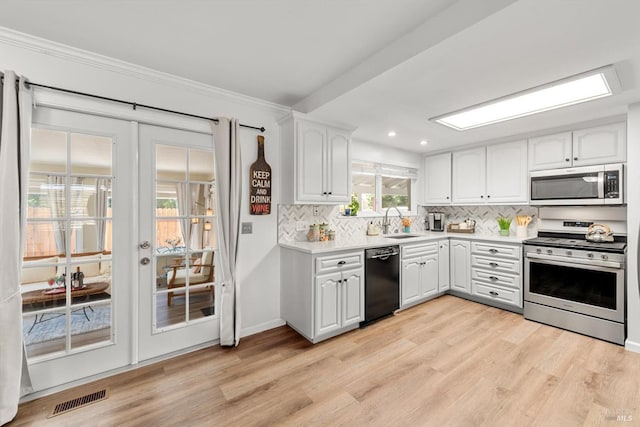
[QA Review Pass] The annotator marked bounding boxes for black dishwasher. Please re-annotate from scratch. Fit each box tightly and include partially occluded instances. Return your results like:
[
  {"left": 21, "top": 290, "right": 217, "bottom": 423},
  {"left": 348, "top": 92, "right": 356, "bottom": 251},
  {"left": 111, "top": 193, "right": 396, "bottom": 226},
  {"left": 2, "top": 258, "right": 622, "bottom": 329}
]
[{"left": 361, "top": 246, "right": 400, "bottom": 326}]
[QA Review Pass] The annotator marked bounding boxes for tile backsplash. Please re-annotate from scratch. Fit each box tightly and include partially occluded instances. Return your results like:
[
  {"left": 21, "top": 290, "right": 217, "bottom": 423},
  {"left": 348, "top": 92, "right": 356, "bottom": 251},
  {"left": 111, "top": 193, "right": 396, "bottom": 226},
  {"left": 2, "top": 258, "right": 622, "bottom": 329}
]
[{"left": 278, "top": 204, "right": 539, "bottom": 242}]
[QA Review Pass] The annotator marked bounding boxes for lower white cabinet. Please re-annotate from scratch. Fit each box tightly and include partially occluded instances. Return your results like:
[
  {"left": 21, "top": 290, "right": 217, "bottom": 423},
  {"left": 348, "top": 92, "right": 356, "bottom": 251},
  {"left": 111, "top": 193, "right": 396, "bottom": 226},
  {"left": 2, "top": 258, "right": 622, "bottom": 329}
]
[
  {"left": 470, "top": 241, "right": 522, "bottom": 309},
  {"left": 315, "top": 268, "right": 363, "bottom": 337},
  {"left": 281, "top": 248, "right": 364, "bottom": 343},
  {"left": 438, "top": 239, "right": 450, "bottom": 291},
  {"left": 401, "top": 242, "right": 440, "bottom": 308},
  {"left": 450, "top": 239, "right": 471, "bottom": 293}
]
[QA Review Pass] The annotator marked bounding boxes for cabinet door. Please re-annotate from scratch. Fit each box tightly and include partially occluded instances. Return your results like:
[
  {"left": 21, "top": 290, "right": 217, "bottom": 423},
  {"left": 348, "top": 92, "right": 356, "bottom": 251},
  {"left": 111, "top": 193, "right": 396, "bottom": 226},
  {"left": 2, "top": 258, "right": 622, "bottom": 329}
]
[
  {"left": 452, "top": 147, "right": 486, "bottom": 204},
  {"left": 297, "top": 120, "right": 327, "bottom": 202},
  {"left": 341, "top": 268, "right": 364, "bottom": 328},
  {"left": 486, "top": 140, "right": 528, "bottom": 203},
  {"left": 315, "top": 272, "right": 341, "bottom": 337},
  {"left": 528, "top": 132, "right": 572, "bottom": 171},
  {"left": 401, "top": 258, "right": 422, "bottom": 307},
  {"left": 450, "top": 240, "right": 471, "bottom": 293},
  {"left": 438, "top": 240, "right": 450, "bottom": 291},
  {"left": 326, "top": 127, "right": 351, "bottom": 203},
  {"left": 421, "top": 255, "right": 439, "bottom": 298},
  {"left": 424, "top": 152, "right": 452, "bottom": 205},
  {"left": 572, "top": 122, "right": 626, "bottom": 166}
]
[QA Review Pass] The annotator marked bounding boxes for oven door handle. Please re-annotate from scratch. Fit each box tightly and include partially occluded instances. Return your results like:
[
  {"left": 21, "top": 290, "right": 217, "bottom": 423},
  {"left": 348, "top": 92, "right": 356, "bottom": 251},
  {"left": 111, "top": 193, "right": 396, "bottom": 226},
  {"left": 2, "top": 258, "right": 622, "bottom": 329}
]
[{"left": 525, "top": 252, "right": 622, "bottom": 269}]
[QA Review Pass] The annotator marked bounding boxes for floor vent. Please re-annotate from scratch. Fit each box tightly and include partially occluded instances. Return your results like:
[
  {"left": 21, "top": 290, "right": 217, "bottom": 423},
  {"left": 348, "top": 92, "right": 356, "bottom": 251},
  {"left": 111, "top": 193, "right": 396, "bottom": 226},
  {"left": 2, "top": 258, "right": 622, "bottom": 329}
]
[{"left": 48, "top": 388, "right": 109, "bottom": 418}]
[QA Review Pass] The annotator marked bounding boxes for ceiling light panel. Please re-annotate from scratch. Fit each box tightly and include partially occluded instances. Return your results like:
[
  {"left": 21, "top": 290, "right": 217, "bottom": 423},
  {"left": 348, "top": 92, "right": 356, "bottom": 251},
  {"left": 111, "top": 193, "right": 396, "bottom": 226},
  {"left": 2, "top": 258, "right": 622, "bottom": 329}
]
[{"left": 431, "top": 66, "right": 620, "bottom": 131}]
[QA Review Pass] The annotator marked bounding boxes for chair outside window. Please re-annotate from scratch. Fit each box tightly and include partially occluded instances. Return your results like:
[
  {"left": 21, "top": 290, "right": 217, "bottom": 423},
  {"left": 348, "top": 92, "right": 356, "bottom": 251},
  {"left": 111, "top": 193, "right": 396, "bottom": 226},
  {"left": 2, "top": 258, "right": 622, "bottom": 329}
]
[{"left": 167, "top": 249, "right": 214, "bottom": 306}]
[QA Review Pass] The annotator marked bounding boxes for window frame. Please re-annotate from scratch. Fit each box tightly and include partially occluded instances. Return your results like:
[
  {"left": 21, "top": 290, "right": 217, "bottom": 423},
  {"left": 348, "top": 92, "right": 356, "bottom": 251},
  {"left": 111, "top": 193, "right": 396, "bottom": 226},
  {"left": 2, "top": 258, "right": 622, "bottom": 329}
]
[{"left": 351, "top": 161, "right": 418, "bottom": 217}]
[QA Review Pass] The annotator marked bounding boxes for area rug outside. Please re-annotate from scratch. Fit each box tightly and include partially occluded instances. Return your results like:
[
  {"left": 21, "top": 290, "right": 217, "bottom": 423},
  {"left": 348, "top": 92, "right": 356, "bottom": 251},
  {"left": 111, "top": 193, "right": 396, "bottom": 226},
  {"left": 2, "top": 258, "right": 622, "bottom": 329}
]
[{"left": 23, "top": 304, "right": 111, "bottom": 346}]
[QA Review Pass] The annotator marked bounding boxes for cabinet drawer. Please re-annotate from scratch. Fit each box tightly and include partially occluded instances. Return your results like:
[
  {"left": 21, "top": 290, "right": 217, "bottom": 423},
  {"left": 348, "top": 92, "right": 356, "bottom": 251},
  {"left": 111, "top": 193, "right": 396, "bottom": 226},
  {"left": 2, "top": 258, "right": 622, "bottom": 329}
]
[
  {"left": 316, "top": 251, "right": 363, "bottom": 274},
  {"left": 472, "top": 281, "right": 522, "bottom": 307},
  {"left": 471, "top": 255, "right": 521, "bottom": 275},
  {"left": 402, "top": 242, "right": 438, "bottom": 259},
  {"left": 472, "top": 267, "right": 520, "bottom": 289},
  {"left": 471, "top": 242, "right": 521, "bottom": 259}
]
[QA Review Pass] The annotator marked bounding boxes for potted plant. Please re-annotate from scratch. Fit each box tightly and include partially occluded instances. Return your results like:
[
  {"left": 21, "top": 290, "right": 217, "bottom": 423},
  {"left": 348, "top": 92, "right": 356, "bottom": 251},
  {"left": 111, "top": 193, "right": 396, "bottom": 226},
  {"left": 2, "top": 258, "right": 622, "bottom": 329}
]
[
  {"left": 349, "top": 194, "right": 360, "bottom": 216},
  {"left": 497, "top": 216, "right": 512, "bottom": 236}
]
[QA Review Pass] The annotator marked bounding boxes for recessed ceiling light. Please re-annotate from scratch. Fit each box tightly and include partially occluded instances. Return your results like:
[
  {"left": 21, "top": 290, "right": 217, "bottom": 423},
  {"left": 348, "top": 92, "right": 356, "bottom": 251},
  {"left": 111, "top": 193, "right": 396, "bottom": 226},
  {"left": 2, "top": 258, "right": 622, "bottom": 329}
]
[
  {"left": 430, "top": 65, "right": 621, "bottom": 131},
  {"left": 420, "top": 140, "right": 428, "bottom": 145},
  {"left": 388, "top": 131, "right": 396, "bottom": 137}
]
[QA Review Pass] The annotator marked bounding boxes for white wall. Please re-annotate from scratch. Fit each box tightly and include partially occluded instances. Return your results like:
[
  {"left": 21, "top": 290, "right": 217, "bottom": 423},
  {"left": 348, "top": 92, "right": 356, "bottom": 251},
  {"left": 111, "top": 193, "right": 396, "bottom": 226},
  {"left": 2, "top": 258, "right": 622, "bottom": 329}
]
[
  {"left": 626, "top": 103, "right": 640, "bottom": 352},
  {"left": 0, "top": 30, "right": 286, "bottom": 338}
]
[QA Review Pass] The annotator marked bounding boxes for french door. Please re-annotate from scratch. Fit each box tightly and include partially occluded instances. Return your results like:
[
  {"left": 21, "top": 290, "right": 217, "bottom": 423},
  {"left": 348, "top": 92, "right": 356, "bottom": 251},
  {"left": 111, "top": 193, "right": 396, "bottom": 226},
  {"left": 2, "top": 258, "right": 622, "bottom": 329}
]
[
  {"left": 138, "top": 124, "right": 219, "bottom": 361},
  {"left": 23, "top": 108, "right": 133, "bottom": 390}
]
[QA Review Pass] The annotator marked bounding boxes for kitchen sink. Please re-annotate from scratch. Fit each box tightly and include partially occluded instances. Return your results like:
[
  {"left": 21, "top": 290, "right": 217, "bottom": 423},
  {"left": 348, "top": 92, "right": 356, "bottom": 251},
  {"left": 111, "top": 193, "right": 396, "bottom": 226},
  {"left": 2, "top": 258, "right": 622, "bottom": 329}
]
[{"left": 384, "top": 234, "right": 422, "bottom": 239}]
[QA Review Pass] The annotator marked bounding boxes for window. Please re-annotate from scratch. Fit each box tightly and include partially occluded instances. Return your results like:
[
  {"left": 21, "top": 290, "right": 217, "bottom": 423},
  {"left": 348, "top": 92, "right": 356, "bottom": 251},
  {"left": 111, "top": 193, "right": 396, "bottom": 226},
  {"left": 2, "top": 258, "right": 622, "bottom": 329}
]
[{"left": 352, "top": 161, "right": 417, "bottom": 214}]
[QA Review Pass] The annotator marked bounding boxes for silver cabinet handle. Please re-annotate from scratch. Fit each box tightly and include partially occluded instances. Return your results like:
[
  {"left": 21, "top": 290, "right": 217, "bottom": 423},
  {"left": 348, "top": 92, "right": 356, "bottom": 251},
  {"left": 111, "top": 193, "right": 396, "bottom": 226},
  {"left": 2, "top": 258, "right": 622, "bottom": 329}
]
[
  {"left": 140, "top": 257, "right": 151, "bottom": 265},
  {"left": 489, "top": 276, "right": 498, "bottom": 281},
  {"left": 337, "top": 261, "right": 346, "bottom": 265},
  {"left": 489, "top": 291, "right": 499, "bottom": 296},
  {"left": 489, "top": 249, "right": 498, "bottom": 254},
  {"left": 489, "top": 262, "right": 498, "bottom": 268}
]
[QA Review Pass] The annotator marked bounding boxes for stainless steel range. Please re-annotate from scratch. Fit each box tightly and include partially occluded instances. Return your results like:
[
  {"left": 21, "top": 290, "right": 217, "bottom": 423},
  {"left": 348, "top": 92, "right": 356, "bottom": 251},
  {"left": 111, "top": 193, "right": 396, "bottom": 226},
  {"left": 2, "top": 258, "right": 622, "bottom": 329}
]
[{"left": 523, "top": 230, "right": 626, "bottom": 345}]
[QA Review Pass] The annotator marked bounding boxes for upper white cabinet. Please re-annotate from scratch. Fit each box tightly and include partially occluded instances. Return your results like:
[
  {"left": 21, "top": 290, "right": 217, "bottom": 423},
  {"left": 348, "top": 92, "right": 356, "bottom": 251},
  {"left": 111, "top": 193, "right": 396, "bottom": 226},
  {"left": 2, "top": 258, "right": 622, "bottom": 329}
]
[
  {"left": 423, "top": 152, "right": 452, "bottom": 205},
  {"left": 528, "top": 122, "right": 626, "bottom": 171},
  {"left": 450, "top": 141, "right": 528, "bottom": 205},
  {"left": 485, "top": 140, "right": 528, "bottom": 203},
  {"left": 452, "top": 147, "right": 486, "bottom": 204},
  {"left": 279, "top": 113, "right": 355, "bottom": 204}
]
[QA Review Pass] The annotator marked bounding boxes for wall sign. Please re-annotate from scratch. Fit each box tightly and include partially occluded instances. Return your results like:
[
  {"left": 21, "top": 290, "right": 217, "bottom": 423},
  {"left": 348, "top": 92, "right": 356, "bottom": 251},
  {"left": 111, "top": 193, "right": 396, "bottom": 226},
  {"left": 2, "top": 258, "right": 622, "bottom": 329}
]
[{"left": 250, "top": 135, "right": 271, "bottom": 215}]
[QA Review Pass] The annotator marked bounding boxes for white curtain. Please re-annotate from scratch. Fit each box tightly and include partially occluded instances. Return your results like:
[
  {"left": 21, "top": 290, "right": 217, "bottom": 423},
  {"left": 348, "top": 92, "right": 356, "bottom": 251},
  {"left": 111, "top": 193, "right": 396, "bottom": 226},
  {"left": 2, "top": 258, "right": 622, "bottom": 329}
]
[
  {"left": 211, "top": 118, "right": 241, "bottom": 346},
  {"left": 0, "top": 71, "right": 33, "bottom": 425}
]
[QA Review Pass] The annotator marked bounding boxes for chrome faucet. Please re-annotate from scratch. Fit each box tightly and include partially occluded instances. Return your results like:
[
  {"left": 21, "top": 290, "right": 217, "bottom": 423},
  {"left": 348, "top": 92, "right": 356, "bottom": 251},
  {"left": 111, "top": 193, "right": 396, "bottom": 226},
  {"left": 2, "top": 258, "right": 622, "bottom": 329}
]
[{"left": 382, "top": 207, "right": 403, "bottom": 234}]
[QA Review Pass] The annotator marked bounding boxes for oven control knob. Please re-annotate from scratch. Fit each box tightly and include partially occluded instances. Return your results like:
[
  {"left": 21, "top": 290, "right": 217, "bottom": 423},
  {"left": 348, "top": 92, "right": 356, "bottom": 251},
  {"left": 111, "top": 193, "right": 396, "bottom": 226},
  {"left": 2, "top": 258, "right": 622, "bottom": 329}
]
[
  {"left": 587, "top": 253, "right": 594, "bottom": 258},
  {"left": 601, "top": 254, "right": 608, "bottom": 260},
  {"left": 536, "top": 248, "right": 542, "bottom": 254},
  {"left": 566, "top": 250, "right": 572, "bottom": 256},
  {"left": 546, "top": 249, "right": 553, "bottom": 255}
]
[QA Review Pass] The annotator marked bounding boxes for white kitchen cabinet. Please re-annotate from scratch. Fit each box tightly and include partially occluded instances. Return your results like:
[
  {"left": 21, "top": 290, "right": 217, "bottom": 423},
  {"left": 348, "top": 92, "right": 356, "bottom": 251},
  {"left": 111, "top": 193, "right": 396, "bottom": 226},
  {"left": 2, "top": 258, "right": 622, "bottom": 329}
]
[
  {"left": 279, "top": 112, "right": 355, "bottom": 204},
  {"left": 452, "top": 148, "right": 486, "bottom": 204},
  {"left": 438, "top": 239, "right": 450, "bottom": 291},
  {"left": 470, "top": 241, "right": 522, "bottom": 309},
  {"left": 528, "top": 132, "right": 572, "bottom": 171},
  {"left": 423, "top": 152, "right": 452, "bottom": 205},
  {"left": 572, "top": 122, "right": 626, "bottom": 167},
  {"left": 400, "top": 242, "right": 439, "bottom": 308},
  {"left": 485, "top": 140, "right": 528, "bottom": 203},
  {"left": 528, "top": 122, "right": 626, "bottom": 171},
  {"left": 281, "top": 248, "right": 364, "bottom": 343},
  {"left": 449, "top": 239, "right": 471, "bottom": 294},
  {"left": 451, "top": 141, "right": 527, "bottom": 205}
]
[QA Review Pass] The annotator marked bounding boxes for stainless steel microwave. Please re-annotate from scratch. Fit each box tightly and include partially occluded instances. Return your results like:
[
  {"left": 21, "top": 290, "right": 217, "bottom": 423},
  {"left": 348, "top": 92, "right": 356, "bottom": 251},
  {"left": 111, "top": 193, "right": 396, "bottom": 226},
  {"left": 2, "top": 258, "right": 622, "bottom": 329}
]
[{"left": 529, "top": 163, "right": 624, "bottom": 205}]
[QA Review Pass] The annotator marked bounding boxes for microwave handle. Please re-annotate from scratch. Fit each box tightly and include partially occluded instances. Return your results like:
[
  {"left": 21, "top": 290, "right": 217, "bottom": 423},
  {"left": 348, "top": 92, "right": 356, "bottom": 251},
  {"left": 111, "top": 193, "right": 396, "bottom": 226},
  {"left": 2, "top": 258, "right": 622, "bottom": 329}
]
[{"left": 598, "top": 172, "right": 604, "bottom": 199}]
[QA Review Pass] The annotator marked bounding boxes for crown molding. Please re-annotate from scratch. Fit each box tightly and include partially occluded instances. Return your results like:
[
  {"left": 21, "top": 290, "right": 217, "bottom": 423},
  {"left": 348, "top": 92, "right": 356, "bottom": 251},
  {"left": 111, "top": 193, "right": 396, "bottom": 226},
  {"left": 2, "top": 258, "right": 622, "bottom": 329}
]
[{"left": 0, "top": 26, "right": 290, "bottom": 114}]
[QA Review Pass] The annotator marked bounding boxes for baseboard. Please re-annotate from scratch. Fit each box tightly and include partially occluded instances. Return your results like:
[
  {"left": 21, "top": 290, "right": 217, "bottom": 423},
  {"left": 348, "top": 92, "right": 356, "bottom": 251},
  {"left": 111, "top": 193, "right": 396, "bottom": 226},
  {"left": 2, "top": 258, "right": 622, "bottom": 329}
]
[
  {"left": 240, "top": 318, "right": 286, "bottom": 338},
  {"left": 625, "top": 338, "right": 640, "bottom": 353}
]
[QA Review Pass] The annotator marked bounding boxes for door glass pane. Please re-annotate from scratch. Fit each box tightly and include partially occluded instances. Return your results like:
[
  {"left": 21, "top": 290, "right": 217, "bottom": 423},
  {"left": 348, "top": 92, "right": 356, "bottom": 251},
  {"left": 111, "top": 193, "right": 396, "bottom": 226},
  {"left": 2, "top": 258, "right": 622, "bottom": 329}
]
[
  {"left": 70, "top": 133, "right": 112, "bottom": 175},
  {"left": 153, "top": 143, "right": 216, "bottom": 332},
  {"left": 22, "top": 127, "right": 115, "bottom": 359}
]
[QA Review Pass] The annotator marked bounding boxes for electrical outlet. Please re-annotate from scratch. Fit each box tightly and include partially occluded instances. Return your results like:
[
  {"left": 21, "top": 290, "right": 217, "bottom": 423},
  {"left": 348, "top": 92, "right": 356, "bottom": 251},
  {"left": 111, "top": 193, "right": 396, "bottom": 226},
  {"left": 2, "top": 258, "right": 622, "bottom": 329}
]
[
  {"left": 313, "top": 206, "right": 320, "bottom": 216},
  {"left": 241, "top": 222, "right": 253, "bottom": 234},
  {"left": 295, "top": 221, "right": 306, "bottom": 232}
]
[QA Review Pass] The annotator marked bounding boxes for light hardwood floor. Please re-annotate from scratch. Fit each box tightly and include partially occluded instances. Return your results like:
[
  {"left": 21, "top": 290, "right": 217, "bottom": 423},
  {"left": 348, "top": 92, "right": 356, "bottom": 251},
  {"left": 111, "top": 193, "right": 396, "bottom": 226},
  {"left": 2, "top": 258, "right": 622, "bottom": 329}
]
[{"left": 10, "top": 295, "right": 640, "bottom": 426}]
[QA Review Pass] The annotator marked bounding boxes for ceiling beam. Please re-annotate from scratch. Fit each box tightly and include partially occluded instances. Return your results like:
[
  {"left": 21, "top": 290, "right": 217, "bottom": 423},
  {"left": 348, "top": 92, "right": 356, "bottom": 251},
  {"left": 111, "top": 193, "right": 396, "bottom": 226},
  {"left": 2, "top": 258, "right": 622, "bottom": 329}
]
[{"left": 293, "top": 0, "right": 518, "bottom": 114}]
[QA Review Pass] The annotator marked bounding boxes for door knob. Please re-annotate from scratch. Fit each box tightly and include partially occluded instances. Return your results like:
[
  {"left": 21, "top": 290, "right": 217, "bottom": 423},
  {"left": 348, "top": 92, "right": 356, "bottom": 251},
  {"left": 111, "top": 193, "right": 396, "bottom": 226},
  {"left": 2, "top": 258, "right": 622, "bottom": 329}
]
[
  {"left": 140, "top": 241, "right": 151, "bottom": 249},
  {"left": 140, "top": 257, "right": 151, "bottom": 265}
]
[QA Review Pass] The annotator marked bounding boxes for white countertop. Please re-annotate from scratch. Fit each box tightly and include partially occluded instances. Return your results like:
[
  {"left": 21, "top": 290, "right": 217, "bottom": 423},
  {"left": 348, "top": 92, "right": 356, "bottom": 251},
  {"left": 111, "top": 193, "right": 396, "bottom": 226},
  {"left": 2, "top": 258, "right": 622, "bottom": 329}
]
[{"left": 279, "top": 231, "right": 531, "bottom": 254}]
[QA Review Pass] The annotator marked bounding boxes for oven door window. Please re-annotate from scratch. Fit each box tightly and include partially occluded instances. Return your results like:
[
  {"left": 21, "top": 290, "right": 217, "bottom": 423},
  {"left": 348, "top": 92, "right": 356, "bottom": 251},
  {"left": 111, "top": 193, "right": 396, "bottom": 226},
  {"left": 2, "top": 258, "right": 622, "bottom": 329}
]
[
  {"left": 531, "top": 173, "right": 599, "bottom": 200},
  {"left": 529, "top": 262, "right": 616, "bottom": 310}
]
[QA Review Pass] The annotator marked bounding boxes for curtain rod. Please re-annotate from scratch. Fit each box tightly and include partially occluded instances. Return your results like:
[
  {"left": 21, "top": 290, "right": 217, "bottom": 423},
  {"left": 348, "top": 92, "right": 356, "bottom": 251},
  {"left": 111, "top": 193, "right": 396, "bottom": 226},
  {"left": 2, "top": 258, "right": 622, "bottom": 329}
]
[{"left": 1, "top": 76, "right": 266, "bottom": 132}]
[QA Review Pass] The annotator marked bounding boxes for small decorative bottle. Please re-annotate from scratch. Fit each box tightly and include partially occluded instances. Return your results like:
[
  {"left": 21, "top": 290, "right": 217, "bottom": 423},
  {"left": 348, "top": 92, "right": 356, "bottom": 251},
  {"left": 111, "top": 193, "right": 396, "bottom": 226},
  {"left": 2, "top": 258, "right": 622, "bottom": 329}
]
[{"left": 77, "top": 266, "right": 85, "bottom": 289}]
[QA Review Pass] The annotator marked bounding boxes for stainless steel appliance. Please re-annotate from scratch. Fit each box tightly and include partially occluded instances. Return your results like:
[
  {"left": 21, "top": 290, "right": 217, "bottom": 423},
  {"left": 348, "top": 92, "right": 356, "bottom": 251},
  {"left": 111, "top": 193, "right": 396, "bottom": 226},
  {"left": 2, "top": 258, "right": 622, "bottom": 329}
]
[
  {"left": 428, "top": 212, "right": 446, "bottom": 231},
  {"left": 523, "top": 231, "right": 626, "bottom": 344},
  {"left": 362, "top": 246, "right": 400, "bottom": 326},
  {"left": 530, "top": 163, "right": 624, "bottom": 205}
]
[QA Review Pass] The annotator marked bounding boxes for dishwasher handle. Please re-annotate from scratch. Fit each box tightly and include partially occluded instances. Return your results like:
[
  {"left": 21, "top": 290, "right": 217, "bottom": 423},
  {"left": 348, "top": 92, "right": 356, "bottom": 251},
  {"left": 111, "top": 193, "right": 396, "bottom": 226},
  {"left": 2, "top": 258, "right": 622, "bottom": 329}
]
[{"left": 369, "top": 251, "right": 399, "bottom": 260}]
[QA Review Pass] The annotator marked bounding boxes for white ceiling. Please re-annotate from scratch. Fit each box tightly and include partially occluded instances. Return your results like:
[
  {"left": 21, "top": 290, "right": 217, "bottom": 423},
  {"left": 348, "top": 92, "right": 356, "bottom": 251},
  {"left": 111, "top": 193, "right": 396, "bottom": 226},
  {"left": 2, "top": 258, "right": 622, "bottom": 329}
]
[{"left": 2, "top": 0, "right": 640, "bottom": 153}]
